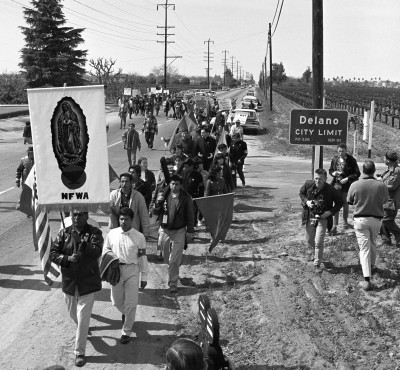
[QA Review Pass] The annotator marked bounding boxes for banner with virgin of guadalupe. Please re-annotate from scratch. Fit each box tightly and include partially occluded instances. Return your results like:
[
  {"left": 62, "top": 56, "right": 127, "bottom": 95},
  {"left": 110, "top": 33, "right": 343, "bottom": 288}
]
[{"left": 27, "top": 85, "right": 110, "bottom": 212}]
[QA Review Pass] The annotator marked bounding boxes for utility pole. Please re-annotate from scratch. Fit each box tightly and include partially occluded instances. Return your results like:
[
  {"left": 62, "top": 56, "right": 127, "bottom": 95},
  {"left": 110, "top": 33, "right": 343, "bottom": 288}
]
[
  {"left": 230, "top": 56, "right": 235, "bottom": 76},
  {"left": 222, "top": 50, "right": 229, "bottom": 86},
  {"left": 312, "top": 0, "right": 324, "bottom": 172},
  {"left": 157, "top": 0, "right": 181, "bottom": 90},
  {"left": 268, "top": 22, "right": 273, "bottom": 111},
  {"left": 204, "top": 39, "right": 214, "bottom": 87},
  {"left": 239, "top": 65, "right": 242, "bottom": 85},
  {"left": 264, "top": 54, "right": 267, "bottom": 97},
  {"left": 236, "top": 60, "right": 239, "bottom": 81}
]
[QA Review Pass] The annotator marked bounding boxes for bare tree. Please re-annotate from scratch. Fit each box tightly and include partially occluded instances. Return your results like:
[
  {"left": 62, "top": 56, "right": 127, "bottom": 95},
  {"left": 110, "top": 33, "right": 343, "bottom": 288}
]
[
  {"left": 151, "top": 64, "right": 178, "bottom": 83},
  {"left": 88, "top": 57, "right": 122, "bottom": 84}
]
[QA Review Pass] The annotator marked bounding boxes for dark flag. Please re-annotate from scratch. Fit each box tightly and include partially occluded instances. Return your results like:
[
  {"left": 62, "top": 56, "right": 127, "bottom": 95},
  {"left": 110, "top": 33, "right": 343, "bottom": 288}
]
[{"left": 194, "top": 193, "right": 234, "bottom": 252}]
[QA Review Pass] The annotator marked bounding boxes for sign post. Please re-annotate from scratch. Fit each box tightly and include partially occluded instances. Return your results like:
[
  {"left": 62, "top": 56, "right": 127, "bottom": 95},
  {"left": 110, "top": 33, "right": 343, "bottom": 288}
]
[{"left": 290, "top": 109, "right": 348, "bottom": 145}]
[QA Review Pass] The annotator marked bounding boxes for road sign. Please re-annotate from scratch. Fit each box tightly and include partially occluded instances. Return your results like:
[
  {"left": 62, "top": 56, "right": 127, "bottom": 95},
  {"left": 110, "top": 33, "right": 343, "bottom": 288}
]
[
  {"left": 123, "top": 88, "right": 132, "bottom": 96},
  {"left": 290, "top": 109, "right": 348, "bottom": 146}
]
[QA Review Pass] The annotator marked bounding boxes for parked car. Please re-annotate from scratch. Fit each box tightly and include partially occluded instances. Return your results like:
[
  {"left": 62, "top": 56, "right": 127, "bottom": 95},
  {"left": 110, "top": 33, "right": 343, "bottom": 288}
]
[
  {"left": 241, "top": 95, "right": 262, "bottom": 111},
  {"left": 231, "top": 108, "right": 262, "bottom": 135}
]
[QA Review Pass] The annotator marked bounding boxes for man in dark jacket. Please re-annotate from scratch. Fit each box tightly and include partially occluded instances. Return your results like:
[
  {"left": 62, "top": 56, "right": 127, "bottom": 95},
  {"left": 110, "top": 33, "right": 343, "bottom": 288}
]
[
  {"left": 152, "top": 174, "right": 194, "bottom": 294},
  {"left": 50, "top": 210, "right": 103, "bottom": 367},
  {"left": 122, "top": 123, "right": 141, "bottom": 166},
  {"left": 299, "top": 169, "right": 343, "bottom": 273},
  {"left": 329, "top": 143, "right": 360, "bottom": 234},
  {"left": 230, "top": 133, "right": 248, "bottom": 187},
  {"left": 138, "top": 157, "right": 156, "bottom": 208},
  {"left": 182, "top": 158, "right": 204, "bottom": 225},
  {"left": 195, "top": 127, "right": 217, "bottom": 171}
]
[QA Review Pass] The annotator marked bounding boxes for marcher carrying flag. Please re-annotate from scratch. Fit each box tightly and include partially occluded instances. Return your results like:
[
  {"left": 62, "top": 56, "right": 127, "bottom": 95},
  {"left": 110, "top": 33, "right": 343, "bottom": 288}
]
[
  {"left": 167, "top": 111, "right": 198, "bottom": 152},
  {"left": 194, "top": 193, "right": 234, "bottom": 252}
]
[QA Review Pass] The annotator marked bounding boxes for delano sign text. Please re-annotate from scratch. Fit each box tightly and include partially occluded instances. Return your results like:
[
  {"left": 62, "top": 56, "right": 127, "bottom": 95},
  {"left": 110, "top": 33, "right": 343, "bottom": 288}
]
[{"left": 289, "top": 109, "right": 348, "bottom": 146}]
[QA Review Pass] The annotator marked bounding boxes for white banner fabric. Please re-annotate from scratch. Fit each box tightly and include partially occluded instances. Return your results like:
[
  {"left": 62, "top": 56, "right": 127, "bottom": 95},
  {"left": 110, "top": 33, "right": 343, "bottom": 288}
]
[{"left": 27, "top": 85, "right": 110, "bottom": 212}]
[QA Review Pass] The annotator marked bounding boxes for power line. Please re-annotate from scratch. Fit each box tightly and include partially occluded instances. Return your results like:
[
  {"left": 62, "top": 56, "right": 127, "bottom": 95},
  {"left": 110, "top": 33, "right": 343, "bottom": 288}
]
[
  {"left": 71, "top": 0, "right": 156, "bottom": 28},
  {"left": 271, "top": 0, "right": 280, "bottom": 27},
  {"left": 272, "top": 0, "right": 284, "bottom": 37},
  {"left": 101, "top": 0, "right": 157, "bottom": 24}
]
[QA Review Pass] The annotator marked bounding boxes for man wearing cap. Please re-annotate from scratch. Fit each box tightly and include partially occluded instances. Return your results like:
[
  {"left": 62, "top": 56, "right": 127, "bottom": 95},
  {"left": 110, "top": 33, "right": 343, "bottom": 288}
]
[
  {"left": 230, "top": 119, "right": 244, "bottom": 140},
  {"left": 122, "top": 123, "right": 141, "bottom": 166},
  {"left": 347, "top": 160, "right": 389, "bottom": 291},
  {"left": 50, "top": 210, "right": 103, "bottom": 367},
  {"left": 15, "top": 146, "right": 34, "bottom": 188},
  {"left": 377, "top": 150, "right": 400, "bottom": 247}
]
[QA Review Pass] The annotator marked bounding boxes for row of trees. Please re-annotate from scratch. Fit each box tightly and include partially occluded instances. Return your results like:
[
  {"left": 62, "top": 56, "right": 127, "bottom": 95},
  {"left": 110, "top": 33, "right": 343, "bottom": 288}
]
[{"left": 3, "top": 0, "right": 254, "bottom": 103}]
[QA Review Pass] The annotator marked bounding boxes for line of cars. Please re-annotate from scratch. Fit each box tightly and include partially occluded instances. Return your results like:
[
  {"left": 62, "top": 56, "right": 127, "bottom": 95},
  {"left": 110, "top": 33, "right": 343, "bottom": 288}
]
[{"left": 230, "top": 87, "right": 264, "bottom": 134}]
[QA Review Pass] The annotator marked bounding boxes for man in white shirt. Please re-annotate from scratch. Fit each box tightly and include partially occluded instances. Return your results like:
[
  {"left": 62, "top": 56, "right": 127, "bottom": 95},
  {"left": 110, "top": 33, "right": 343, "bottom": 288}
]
[
  {"left": 229, "top": 120, "right": 243, "bottom": 140},
  {"left": 103, "top": 207, "right": 149, "bottom": 344}
]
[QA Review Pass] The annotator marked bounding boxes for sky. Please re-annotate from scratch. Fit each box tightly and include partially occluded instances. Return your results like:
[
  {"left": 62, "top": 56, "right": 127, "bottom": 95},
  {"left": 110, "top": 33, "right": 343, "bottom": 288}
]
[{"left": 1, "top": 0, "right": 400, "bottom": 82}]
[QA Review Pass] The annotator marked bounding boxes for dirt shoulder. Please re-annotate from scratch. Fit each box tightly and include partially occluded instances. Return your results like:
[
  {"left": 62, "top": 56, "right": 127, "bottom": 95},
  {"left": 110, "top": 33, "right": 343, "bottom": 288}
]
[{"left": 173, "top": 89, "right": 400, "bottom": 369}]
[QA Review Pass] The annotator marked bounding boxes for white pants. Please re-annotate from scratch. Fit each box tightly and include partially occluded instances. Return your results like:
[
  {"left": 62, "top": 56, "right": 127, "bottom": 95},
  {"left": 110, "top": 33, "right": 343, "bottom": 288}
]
[
  {"left": 64, "top": 289, "right": 95, "bottom": 356},
  {"left": 353, "top": 217, "right": 381, "bottom": 277},
  {"left": 111, "top": 264, "right": 140, "bottom": 336}
]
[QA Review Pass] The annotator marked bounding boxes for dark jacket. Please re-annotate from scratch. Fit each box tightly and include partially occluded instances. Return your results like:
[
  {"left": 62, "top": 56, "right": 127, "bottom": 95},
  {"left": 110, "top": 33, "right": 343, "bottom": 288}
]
[
  {"left": 153, "top": 189, "right": 195, "bottom": 233},
  {"left": 205, "top": 178, "right": 228, "bottom": 196},
  {"left": 299, "top": 180, "right": 343, "bottom": 231},
  {"left": 182, "top": 170, "right": 204, "bottom": 198},
  {"left": 50, "top": 224, "right": 103, "bottom": 296},
  {"left": 230, "top": 140, "right": 248, "bottom": 164},
  {"left": 328, "top": 154, "right": 360, "bottom": 192}
]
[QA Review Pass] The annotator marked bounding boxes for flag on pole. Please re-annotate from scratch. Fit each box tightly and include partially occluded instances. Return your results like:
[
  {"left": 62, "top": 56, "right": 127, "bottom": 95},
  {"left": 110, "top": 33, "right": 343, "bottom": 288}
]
[
  {"left": 33, "top": 169, "right": 60, "bottom": 286},
  {"left": 167, "top": 112, "right": 198, "bottom": 152},
  {"left": 194, "top": 193, "right": 234, "bottom": 252},
  {"left": 214, "top": 128, "right": 228, "bottom": 157}
]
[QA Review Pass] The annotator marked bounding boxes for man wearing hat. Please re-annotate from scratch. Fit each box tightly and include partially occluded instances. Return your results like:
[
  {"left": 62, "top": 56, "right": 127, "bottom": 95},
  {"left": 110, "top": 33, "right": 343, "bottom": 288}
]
[
  {"left": 230, "top": 119, "right": 243, "bottom": 140},
  {"left": 182, "top": 158, "right": 204, "bottom": 225},
  {"left": 15, "top": 146, "right": 34, "bottom": 187},
  {"left": 377, "top": 150, "right": 400, "bottom": 246},
  {"left": 122, "top": 123, "right": 141, "bottom": 166}
]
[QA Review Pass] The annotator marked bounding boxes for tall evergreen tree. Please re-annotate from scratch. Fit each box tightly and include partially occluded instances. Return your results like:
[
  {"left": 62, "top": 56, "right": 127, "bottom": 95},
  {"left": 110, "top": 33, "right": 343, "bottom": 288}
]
[{"left": 19, "top": 0, "right": 87, "bottom": 88}]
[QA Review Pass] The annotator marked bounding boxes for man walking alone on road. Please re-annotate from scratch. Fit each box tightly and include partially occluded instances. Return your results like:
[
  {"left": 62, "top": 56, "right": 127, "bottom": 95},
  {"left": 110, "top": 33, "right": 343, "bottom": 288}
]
[
  {"left": 142, "top": 111, "right": 158, "bottom": 149},
  {"left": 103, "top": 207, "right": 148, "bottom": 344},
  {"left": 122, "top": 123, "right": 141, "bottom": 166},
  {"left": 299, "top": 169, "right": 343, "bottom": 273},
  {"left": 377, "top": 150, "right": 400, "bottom": 247},
  {"left": 329, "top": 143, "right": 360, "bottom": 234},
  {"left": 50, "top": 210, "right": 103, "bottom": 367},
  {"left": 347, "top": 160, "right": 389, "bottom": 291}
]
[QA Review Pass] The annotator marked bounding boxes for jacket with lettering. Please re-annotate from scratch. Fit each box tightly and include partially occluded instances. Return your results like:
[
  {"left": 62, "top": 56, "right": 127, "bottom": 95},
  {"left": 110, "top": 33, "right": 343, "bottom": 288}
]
[{"left": 50, "top": 224, "right": 103, "bottom": 296}]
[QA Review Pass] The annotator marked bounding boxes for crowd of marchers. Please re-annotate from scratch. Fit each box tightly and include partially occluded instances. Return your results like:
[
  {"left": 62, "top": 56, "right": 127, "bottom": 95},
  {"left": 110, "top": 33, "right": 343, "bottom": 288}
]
[
  {"left": 300, "top": 144, "right": 400, "bottom": 292},
  {"left": 24, "top": 98, "right": 244, "bottom": 368}
]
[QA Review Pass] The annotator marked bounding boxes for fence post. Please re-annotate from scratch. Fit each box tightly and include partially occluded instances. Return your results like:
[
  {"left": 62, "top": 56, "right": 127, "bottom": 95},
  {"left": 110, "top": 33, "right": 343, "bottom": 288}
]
[{"left": 363, "top": 110, "right": 369, "bottom": 142}]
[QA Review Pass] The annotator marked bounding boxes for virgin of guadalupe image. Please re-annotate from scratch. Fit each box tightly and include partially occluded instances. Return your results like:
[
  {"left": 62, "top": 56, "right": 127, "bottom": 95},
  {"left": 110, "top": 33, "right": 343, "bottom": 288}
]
[
  {"left": 57, "top": 101, "right": 82, "bottom": 156},
  {"left": 51, "top": 96, "right": 89, "bottom": 189}
]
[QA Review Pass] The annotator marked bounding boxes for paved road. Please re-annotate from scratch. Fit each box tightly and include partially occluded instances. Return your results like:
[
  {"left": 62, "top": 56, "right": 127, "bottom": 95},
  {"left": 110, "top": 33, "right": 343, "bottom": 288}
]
[{"left": 0, "top": 89, "right": 248, "bottom": 368}]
